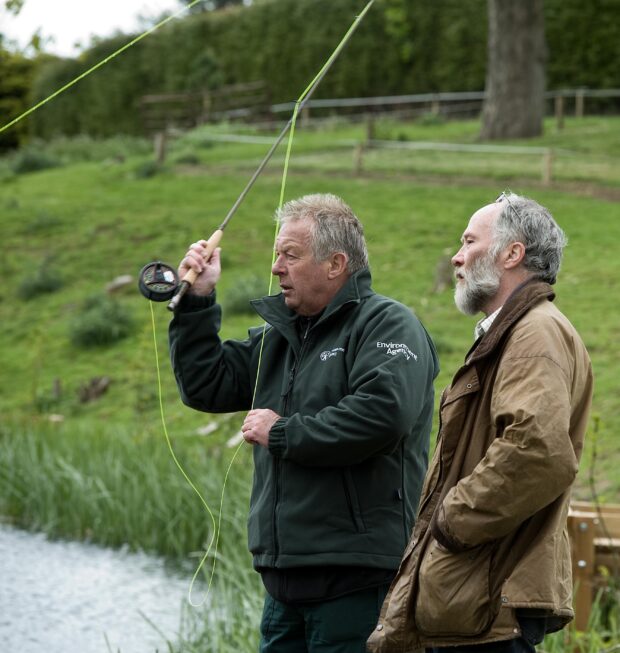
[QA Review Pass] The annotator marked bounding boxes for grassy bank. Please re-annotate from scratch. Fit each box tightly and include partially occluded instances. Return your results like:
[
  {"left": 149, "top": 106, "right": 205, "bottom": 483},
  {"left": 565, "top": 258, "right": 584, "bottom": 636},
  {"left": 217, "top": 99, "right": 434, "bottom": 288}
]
[{"left": 1, "top": 116, "right": 619, "bottom": 650}]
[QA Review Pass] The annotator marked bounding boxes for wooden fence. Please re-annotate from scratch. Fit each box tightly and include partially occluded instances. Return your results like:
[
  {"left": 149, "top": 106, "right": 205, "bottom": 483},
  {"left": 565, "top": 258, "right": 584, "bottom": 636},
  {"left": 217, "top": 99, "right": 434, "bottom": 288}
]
[
  {"left": 140, "top": 81, "right": 270, "bottom": 135},
  {"left": 568, "top": 501, "right": 620, "bottom": 630},
  {"left": 141, "top": 87, "right": 620, "bottom": 134},
  {"left": 271, "top": 88, "right": 620, "bottom": 126}
]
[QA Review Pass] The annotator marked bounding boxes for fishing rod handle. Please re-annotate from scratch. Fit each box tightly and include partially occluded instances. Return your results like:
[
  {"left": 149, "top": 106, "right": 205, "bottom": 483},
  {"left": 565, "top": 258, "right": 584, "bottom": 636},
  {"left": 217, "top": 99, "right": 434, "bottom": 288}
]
[{"left": 167, "top": 229, "right": 224, "bottom": 312}]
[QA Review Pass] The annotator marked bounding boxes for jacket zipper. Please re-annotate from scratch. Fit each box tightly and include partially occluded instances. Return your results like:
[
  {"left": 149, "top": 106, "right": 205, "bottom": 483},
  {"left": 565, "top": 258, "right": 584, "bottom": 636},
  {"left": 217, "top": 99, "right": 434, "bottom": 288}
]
[{"left": 272, "top": 320, "right": 312, "bottom": 565}]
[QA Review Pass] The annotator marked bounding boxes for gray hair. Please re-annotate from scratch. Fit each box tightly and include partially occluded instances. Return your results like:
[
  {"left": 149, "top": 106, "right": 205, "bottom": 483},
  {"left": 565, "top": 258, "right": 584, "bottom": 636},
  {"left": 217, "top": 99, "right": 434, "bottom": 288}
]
[
  {"left": 491, "top": 192, "right": 568, "bottom": 284},
  {"left": 276, "top": 193, "right": 369, "bottom": 273}
]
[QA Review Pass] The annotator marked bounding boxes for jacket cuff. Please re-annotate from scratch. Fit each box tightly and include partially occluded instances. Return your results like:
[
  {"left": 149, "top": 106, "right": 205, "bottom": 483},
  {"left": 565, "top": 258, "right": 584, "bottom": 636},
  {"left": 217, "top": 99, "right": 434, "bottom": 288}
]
[
  {"left": 177, "top": 290, "right": 216, "bottom": 312},
  {"left": 430, "top": 505, "right": 469, "bottom": 553},
  {"left": 268, "top": 417, "right": 288, "bottom": 458}
]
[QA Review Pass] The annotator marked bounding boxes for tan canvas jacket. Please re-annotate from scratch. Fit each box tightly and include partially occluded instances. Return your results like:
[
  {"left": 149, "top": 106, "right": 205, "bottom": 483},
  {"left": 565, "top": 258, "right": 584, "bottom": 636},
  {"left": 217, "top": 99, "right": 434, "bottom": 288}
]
[{"left": 368, "top": 281, "right": 593, "bottom": 651}]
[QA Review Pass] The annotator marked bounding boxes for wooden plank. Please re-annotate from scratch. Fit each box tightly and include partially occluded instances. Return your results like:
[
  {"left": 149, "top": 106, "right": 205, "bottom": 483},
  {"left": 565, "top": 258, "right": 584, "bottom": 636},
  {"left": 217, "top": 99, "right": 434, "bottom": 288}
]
[
  {"left": 569, "top": 503, "right": 620, "bottom": 538},
  {"left": 568, "top": 513, "right": 596, "bottom": 631},
  {"left": 594, "top": 537, "right": 620, "bottom": 551},
  {"left": 570, "top": 501, "right": 620, "bottom": 514},
  {"left": 140, "top": 93, "right": 201, "bottom": 103}
]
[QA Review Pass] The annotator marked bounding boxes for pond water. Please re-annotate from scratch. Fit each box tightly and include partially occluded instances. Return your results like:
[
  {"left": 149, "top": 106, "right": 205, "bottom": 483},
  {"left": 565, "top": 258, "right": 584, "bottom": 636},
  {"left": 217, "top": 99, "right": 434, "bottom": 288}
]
[{"left": 0, "top": 524, "right": 194, "bottom": 653}]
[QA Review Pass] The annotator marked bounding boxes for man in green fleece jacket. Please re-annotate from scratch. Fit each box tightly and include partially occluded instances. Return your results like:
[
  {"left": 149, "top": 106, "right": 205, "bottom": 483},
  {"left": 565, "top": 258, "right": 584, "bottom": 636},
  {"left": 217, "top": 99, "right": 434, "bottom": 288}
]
[{"left": 169, "top": 193, "right": 439, "bottom": 653}]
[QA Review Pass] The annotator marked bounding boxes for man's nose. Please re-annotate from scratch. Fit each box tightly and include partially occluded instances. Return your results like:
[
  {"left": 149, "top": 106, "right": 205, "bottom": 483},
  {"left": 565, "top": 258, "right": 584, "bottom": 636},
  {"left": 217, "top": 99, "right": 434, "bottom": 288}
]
[
  {"left": 272, "top": 255, "right": 285, "bottom": 275},
  {"left": 451, "top": 249, "right": 464, "bottom": 267}
]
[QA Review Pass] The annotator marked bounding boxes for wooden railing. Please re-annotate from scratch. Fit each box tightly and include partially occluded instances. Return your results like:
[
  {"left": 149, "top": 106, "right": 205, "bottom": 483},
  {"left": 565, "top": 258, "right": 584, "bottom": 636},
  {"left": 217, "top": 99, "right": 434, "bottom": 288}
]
[{"left": 568, "top": 501, "right": 620, "bottom": 630}]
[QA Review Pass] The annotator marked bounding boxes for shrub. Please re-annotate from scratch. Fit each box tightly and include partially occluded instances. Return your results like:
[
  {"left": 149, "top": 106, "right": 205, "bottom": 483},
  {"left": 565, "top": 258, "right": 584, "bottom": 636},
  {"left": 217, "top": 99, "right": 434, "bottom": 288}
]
[
  {"left": 133, "top": 160, "right": 161, "bottom": 179},
  {"left": 17, "top": 264, "right": 64, "bottom": 300},
  {"left": 23, "top": 211, "right": 64, "bottom": 234},
  {"left": 69, "top": 295, "right": 135, "bottom": 347},
  {"left": 44, "top": 134, "right": 151, "bottom": 163},
  {"left": 11, "top": 148, "right": 60, "bottom": 175},
  {"left": 173, "top": 152, "right": 201, "bottom": 165},
  {"left": 222, "top": 274, "right": 269, "bottom": 316}
]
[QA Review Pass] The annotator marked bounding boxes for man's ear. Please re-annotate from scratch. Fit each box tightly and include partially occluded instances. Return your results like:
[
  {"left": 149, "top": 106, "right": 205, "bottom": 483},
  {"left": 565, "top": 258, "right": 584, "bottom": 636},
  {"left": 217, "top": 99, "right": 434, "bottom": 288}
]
[
  {"left": 502, "top": 241, "right": 526, "bottom": 270},
  {"left": 327, "top": 252, "right": 349, "bottom": 279}
]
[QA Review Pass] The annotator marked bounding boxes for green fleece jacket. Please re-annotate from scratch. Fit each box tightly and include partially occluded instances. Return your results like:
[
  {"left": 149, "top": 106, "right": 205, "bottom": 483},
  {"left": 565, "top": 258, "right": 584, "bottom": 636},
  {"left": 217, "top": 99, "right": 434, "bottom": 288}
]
[{"left": 169, "top": 269, "right": 439, "bottom": 571}]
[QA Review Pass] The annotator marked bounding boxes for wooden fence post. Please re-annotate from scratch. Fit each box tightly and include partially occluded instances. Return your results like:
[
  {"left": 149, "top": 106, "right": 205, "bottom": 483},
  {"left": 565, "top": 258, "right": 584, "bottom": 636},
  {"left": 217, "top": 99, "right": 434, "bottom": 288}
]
[
  {"left": 568, "top": 513, "right": 596, "bottom": 631},
  {"left": 353, "top": 142, "right": 364, "bottom": 175},
  {"left": 154, "top": 131, "right": 167, "bottom": 165},
  {"left": 575, "top": 89, "right": 585, "bottom": 118},
  {"left": 366, "top": 115, "right": 375, "bottom": 143},
  {"left": 542, "top": 149, "right": 553, "bottom": 185},
  {"left": 555, "top": 94, "right": 564, "bottom": 131}
]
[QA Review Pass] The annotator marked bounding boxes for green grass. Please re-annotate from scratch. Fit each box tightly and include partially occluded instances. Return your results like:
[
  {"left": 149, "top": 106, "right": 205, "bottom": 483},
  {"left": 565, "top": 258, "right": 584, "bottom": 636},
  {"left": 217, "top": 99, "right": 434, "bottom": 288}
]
[
  {"left": 169, "top": 115, "right": 620, "bottom": 188},
  {"left": 3, "top": 156, "right": 617, "bottom": 495},
  {"left": 1, "top": 116, "right": 619, "bottom": 650}
]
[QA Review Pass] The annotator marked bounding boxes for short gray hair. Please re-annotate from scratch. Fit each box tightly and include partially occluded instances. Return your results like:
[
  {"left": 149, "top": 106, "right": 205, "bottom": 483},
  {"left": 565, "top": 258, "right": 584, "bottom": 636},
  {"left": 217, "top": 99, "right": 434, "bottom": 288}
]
[
  {"left": 276, "top": 193, "right": 369, "bottom": 273},
  {"left": 491, "top": 192, "right": 567, "bottom": 284}
]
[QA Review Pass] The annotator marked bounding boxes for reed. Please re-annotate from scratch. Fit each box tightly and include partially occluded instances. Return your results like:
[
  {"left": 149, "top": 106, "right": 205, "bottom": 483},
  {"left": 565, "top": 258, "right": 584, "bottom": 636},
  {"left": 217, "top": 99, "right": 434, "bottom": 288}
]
[
  {"left": 0, "top": 419, "right": 252, "bottom": 560},
  {"left": 0, "top": 419, "right": 267, "bottom": 651}
]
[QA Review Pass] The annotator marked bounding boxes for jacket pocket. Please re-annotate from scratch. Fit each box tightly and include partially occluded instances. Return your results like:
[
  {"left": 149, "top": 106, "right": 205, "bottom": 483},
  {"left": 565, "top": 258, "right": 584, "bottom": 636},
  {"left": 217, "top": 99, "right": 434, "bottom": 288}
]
[
  {"left": 341, "top": 468, "right": 367, "bottom": 533},
  {"left": 415, "top": 539, "right": 496, "bottom": 637}
]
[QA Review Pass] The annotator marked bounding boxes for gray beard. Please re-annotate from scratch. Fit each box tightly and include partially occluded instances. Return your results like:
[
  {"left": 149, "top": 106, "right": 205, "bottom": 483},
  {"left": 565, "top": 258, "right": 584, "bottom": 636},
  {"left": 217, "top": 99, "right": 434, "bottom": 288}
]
[{"left": 454, "top": 252, "right": 501, "bottom": 316}]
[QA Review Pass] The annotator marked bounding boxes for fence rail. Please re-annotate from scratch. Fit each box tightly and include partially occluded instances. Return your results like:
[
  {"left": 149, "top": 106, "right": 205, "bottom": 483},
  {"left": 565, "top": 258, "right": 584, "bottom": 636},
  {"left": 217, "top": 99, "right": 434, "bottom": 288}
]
[
  {"left": 270, "top": 88, "right": 620, "bottom": 115},
  {"left": 141, "top": 87, "right": 620, "bottom": 134}
]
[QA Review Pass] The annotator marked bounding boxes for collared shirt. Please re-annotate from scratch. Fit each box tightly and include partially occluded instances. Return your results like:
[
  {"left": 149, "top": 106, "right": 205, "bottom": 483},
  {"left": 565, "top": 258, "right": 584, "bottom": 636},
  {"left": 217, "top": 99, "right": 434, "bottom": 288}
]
[{"left": 474, "top": 306, "right": 502, "bottom": 340}]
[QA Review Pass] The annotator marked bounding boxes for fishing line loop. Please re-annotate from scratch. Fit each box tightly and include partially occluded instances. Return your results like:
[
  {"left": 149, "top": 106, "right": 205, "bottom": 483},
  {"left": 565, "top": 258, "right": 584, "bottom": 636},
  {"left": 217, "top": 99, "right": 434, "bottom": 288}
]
[{"left": 148, "top": 0, "right": 376, "bottom": 608}]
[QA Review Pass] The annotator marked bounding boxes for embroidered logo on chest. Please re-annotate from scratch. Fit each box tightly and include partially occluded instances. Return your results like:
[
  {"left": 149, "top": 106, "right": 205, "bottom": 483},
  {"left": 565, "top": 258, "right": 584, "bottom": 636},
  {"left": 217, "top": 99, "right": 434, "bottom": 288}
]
[{"left": 320, "top": 347, "right": 345, "bottom": 361}]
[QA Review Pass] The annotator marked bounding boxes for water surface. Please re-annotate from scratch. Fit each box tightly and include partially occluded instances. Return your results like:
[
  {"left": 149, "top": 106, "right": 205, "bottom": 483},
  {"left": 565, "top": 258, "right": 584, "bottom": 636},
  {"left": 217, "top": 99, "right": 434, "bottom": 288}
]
[{"left": 0, "top": 524, "right": 193, "bottom": 653}]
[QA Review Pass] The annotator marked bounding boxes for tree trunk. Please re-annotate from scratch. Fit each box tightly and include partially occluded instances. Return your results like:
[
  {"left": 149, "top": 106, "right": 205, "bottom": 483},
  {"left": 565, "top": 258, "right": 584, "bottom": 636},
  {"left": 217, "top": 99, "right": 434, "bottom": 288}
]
[{"left": 480, "top": 0, "right": 546, "bottom": 140}]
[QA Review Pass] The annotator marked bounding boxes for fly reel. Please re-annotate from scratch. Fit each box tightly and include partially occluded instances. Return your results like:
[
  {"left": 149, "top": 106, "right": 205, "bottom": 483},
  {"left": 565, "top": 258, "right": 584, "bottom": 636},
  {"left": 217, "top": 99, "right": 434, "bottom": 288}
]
[{"left": 138, "top": 261, "right": 179, "bottom": 302}]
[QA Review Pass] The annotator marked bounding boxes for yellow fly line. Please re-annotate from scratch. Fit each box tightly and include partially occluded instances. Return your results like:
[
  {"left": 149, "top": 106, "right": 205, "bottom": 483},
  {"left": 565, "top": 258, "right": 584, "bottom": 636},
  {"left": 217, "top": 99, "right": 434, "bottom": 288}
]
[
  {"left": 3, "top": 0, "right": 376, "bottom": 607},
  {"left": 151, "top": 0, "right": 376, "bottom": 606},
  {"left": 0, "top": 0, "right": 205, "bottom": 135}
]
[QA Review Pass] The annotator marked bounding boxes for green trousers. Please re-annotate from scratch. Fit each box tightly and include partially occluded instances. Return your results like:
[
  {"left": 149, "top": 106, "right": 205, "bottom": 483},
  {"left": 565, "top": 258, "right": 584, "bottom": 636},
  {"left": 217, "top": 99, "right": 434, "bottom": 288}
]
[{"left": 259, "top": 584, "right": 390, "bottom": 653}]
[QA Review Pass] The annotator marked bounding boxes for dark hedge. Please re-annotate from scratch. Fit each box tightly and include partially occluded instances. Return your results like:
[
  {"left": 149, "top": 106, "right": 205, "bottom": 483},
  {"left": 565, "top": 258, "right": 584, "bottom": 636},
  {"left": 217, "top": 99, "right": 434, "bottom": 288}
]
[{"left": 24, "top": 0, "right": 620, "bottom": 139}]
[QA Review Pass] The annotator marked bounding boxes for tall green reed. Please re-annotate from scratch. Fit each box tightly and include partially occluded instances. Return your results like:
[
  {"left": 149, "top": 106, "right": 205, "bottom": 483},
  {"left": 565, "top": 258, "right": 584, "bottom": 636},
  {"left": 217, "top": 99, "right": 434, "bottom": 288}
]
[{"left": 0, "top": 419, "right": 252, "bottom": 560}]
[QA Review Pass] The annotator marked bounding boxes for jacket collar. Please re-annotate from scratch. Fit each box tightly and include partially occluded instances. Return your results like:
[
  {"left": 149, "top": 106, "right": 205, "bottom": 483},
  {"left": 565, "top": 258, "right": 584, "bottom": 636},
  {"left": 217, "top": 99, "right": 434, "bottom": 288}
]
[
  {"left": 250, "top": 268, "right": 374, "bottom": 335},
  {"left": 466, "top": 278, "right": 555, "bottom": 365}
]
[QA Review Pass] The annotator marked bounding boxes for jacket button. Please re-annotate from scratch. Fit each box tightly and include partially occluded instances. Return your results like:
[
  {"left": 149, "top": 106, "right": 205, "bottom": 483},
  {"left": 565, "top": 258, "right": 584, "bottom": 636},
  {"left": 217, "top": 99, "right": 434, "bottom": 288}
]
[
  {"left": 466, "top": 383, "right": 473, "bottom": 389},
  {"left": 501, "top": 596, "right": 508, "bottom": 603},
  {"left": 376, "top": 624, "right": 384, "bottom": 631}
]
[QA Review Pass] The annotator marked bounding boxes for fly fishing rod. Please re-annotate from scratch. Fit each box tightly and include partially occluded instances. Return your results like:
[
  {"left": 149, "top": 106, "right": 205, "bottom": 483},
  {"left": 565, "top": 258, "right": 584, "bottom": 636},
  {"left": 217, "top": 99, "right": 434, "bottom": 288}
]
[{"left": 138, "top": 0, "right": 375, "bottom": 312}]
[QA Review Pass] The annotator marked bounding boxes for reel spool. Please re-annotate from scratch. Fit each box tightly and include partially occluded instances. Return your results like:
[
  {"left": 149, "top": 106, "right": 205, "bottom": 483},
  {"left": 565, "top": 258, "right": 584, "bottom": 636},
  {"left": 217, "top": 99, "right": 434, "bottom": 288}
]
[{"left": 138, "top": 261, "right": 179, "bottom": 302}]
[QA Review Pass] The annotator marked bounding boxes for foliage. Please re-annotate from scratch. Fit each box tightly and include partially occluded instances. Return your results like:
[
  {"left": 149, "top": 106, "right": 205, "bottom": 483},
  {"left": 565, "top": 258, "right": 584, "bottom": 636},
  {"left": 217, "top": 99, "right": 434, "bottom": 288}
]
[
  {"left": 545, "top": 0, "right": 620, "bottom": 90},
  {"left": 21, "top": 0, "right": 620, "bottom": 140},
  {"left": 17, "top": 260, "right": 63, "bottom": 300},
  {"left": 181, "top": 0, "right": 246, "bottom": 11},
  {"left": 133, "top": 159, "right": 162, "bottom": 179},
  {"left": 222, "top": 274, "right": 269, "bottom": 315},
  {"left": 4, "top": 0, "right": 25, "bottom": 14},
  {"left": 39, "top": 134, "right": 151, "bottom": 163},
  {"left": 541, "top": 590, "right": 620, "bottom": 651},
  {"left": 9, "top": 145, "right": 59, "bottom": 173},
  {"left": 0, "top": 47, "right": 36, "bottom": 150},
  {"left": 69, "top": 295, "right": 136, "bottom": 348}
]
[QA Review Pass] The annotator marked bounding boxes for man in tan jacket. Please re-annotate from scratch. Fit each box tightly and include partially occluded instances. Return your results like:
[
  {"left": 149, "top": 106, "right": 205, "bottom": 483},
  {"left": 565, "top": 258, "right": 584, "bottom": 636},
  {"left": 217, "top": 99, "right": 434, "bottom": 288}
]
[{"left": 367, "top": 192, "right": 593, "bottom": 653}]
